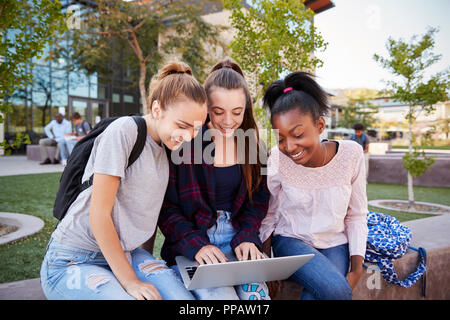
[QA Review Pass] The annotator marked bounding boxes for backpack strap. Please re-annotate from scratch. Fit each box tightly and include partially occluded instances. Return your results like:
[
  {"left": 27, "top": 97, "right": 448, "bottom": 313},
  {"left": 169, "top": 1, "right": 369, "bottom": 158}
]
[
  {"left": 128, "top": 116, "right": 147, "bottom": 169},
  {"left": 80, "top": 116, "right": 147, "bottom": 192}
]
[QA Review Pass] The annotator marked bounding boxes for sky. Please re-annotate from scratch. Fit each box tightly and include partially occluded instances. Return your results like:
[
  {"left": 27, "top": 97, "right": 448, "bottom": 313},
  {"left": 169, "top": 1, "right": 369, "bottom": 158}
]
[{"left": 313, "top": 0, "right": 450, "bottom": 91}]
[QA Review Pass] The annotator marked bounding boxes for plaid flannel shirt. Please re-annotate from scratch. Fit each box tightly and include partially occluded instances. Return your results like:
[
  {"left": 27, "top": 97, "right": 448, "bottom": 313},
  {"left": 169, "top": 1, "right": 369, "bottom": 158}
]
[{"left": 158, "top": 125, "right": 269, "bottom": 266}]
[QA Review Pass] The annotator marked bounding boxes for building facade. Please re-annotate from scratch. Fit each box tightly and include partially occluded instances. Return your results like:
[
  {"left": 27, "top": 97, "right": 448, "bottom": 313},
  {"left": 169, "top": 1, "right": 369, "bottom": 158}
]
[{"left": 3, "top": 0, "right": 334, "bottom": 152}]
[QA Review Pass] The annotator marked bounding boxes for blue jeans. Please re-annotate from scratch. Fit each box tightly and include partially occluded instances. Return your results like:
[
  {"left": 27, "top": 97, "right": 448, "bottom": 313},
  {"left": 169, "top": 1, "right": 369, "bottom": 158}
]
[
  {"left": 172, "top": 211, "right": 269, "bottom": 300},
  {"left": 66, "top": 139, "right": 78, "bottom": 156},
  {"left": 55, "top": 138, "right": 68, "bottom": 161},
  {"left": 272, "top": 235, "right": 352, "bottom": 300},
  {"left": 40, "top": 237, "right": 194, "bottom": 300}
]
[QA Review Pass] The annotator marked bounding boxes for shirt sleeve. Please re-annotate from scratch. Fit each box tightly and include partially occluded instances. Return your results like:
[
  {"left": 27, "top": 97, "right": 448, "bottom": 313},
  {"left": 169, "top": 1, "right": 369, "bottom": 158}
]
[
  {"left": 93, "top": 117, "right": 137, "bottom": 179},
  {"left": 44, "top": 121, "right": 54, "bottom": 139},
  {"left": 82, "top": 121, "right": 91, "bottom": 134},
  {"left": 259, "top": 150, "right": 282, "bottom": 243},
  {"left": 344, "top": 144, "right": 369, "bottom": 258}
]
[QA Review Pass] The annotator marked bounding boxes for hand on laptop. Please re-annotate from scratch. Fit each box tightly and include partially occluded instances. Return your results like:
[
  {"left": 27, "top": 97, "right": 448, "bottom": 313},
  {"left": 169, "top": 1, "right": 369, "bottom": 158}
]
[
  {"left": 235, "top": 242, "right": 265, "bottom": 261},
  {"left": 195, "top": 245, "right": 228, "bottom": 264}
]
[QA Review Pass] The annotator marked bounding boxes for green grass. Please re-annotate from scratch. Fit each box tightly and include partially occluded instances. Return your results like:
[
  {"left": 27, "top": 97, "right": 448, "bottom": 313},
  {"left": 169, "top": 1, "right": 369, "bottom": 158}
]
[
  {"left": 367, "top": 183, "right": 450, "bottom": 221},
  {"left": 0, "top": 172, "right": 165, "bottom": 283},
  {"left": 0, "top": 173, "right": 449, "bottom": 283}
]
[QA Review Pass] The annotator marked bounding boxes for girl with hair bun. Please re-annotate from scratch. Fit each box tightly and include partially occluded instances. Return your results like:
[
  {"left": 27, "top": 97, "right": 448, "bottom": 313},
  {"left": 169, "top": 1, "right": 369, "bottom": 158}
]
[
  {"left": 158, "top": 58, "right": 271, "bottom": 300},
  {"left": 260, "top": 71, "right": 369, "bottom": 300},
  {"left": 40, "top": 61, "right": 207, "bottom": 300}
]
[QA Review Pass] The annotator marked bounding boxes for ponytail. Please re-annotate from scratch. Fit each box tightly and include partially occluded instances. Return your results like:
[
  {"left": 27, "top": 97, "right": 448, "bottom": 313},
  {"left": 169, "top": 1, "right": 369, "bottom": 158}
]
[{"left": 263, "top": 72, "right": 330, "bottom": 122}]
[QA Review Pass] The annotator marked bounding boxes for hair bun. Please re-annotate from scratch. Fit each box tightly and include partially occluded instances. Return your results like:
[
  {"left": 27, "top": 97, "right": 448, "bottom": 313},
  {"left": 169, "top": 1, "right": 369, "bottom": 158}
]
[
  {"left": 210, "top": 57, "right": 245, "bottom": 78},
  {"left": 158, "top": 61, "right": 192, "bottom": 80}
]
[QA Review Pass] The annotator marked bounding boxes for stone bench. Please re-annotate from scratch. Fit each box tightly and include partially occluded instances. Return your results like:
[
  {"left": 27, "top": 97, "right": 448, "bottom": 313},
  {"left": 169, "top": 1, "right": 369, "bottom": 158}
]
[
  {"left": 1, "top": 215, "right": 449, "bottom": 300},
  {"left": 275, "top": 214, "right": 450, "bottom": 300},
  {"left": 26, "top": 144, "right": 57, "bottom": 162}
]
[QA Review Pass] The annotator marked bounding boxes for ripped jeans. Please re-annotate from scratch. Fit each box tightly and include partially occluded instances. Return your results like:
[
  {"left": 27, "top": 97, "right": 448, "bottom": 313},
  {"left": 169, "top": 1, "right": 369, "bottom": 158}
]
[{"left": 40, "top": 237, "right": 194, "bottom": 300}]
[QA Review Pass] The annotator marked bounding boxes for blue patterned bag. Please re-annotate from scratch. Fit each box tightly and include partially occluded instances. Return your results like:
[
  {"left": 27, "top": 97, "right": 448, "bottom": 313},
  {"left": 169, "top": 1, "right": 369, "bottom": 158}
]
[{"left": 365, "top": 212, "right": 427, "bottom": 291}]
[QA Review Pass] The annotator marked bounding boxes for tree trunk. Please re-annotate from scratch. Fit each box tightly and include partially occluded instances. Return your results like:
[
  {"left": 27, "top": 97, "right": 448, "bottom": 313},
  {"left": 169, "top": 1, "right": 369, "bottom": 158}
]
[
  {"left": 139, "top": 60, "right": 147, "bottom": 114},
  {"left": 127, "top": 30, "right": 148, "bottom": 114},
  {"left": 407, "top": 106, "right": 415, "bottom": 209}
]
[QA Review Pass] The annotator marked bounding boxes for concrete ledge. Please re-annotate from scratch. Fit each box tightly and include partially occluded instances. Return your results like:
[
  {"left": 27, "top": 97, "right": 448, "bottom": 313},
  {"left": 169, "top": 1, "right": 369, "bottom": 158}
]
[
  {"left": 275, "top": 214, "right": 450, "bottom": 300},
  {"left": 368, "top": 155, "right": 450, "bottom": 187},
  {"left": 0, "top": 212, "right": 45, "bottom": 245},
  {"left": 1, "top": 215, "right": 449, "bottom": 300},
  {"left": 26, "top": 144, "right": 56, "bottom": 162}
]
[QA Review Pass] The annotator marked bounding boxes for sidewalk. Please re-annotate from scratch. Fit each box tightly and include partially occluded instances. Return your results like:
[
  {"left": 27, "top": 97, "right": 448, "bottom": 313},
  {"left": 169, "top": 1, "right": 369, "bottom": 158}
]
[{"left": 0, "top": 155, "right": 64, "bottom": 177}]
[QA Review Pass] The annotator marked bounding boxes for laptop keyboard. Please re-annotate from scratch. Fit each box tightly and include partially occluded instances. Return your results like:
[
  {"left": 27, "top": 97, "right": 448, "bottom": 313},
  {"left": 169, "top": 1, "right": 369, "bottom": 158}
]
[{"left": 185, "top": 266, "right": 197, "bottom": 279}]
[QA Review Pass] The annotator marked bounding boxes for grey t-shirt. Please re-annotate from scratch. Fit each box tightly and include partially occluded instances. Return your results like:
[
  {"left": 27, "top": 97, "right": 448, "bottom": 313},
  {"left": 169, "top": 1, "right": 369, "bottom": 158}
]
[
  {"left": 75, "top": 121, "right": 91, "bottom": 136},
  {"left": 52, "top": 117, "right": 169, "bottom": 261}
]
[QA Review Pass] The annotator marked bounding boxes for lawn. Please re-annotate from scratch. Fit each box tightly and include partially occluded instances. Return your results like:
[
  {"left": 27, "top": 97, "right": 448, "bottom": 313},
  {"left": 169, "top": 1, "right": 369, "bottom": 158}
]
[{"left": 0, "top": 173, "right": 449, "bottom": 283}]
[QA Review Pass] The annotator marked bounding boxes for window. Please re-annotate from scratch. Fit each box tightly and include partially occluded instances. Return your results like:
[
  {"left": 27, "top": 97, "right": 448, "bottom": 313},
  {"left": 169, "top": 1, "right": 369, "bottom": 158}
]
[
  {"left": 123, "top": 95, "right": 134, "bottom": 103},
  {"left": 112, "top": 93, "right": 121, "bottom": 103}
]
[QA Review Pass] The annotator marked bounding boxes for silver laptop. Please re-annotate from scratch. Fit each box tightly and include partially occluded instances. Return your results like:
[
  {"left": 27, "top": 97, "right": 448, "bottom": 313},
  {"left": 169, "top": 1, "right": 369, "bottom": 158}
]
[{"left": 175, "top": 252, "right": 314, "bottom": 290}]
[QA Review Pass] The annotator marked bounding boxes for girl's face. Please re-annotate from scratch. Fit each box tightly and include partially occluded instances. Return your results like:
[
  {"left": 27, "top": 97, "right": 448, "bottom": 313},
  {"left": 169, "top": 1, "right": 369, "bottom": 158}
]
[
  {"left": 152, "top": 98, "right": 207, "bottom": 150},
  {"left": 271, "top": 108, "right": 325, "bottom": 166},
  {"left": 208, "top": 87, "right": 246, "bottom": 138}
]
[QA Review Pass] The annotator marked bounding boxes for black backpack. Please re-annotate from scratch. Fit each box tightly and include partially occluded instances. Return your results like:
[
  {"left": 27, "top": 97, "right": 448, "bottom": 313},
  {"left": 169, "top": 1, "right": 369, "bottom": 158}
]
[{"left": 53, "top": 116, "right": 147, "bottom": 221}]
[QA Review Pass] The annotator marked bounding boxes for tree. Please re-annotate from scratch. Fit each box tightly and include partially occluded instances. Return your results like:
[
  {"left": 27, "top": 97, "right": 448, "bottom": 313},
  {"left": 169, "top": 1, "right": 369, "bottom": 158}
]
[
  {"left": 374, "top": 27, "right": 449, "bottom": 208},
  {"left": 224, "top": 0, "right": 327, "bottom": 89},
  {"left": 61, "top": 0, "right": 220, "bottom": 113},
  {"left": 224, "top": 0, "right": 327, "bottom": 145},
  {"left": 0, "top": 0, "right": 67, "bottom": 153},
  {"left": 337, "top": 92, "right": 379, "bottom": 130}
]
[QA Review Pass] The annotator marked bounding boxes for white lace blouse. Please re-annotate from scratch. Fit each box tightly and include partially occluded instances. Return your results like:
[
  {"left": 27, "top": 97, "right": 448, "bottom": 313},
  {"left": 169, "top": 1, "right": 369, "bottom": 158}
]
[{"left": 259, "top": 140, "right": 369, "bottom": 258}]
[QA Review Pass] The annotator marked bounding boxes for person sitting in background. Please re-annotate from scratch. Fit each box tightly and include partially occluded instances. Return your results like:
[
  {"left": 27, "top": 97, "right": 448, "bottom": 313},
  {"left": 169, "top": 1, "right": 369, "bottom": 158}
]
[
  {"left": 351, "top": 123, "right": 370, "bottom": 179},
  {"left": 65, "top": 112, "right": 92, "bottom": 159},
  {"left": 39, "top": 113, "right": 72, "bottom": 165}
]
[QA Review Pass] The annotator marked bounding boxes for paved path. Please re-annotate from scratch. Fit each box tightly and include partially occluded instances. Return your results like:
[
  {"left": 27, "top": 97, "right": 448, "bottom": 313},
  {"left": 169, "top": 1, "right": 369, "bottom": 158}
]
[
  {"left": 0, "top": 155, "right": 64, "bottom": 177},
  {"left": 0, "top": 155, "right": 61, "bottom": 299}
]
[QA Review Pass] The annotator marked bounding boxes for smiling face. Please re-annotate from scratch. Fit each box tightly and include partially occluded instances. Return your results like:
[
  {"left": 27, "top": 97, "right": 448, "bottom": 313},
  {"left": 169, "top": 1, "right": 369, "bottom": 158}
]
[
  {"left": 272, "top": 108, "right": 325, "bottom": 166},
  {"left": 208, "top": 87, "right": 246, "bottom": 138},
  {"left": 152, "top": 97, "right": 207, "bottom": 150}
]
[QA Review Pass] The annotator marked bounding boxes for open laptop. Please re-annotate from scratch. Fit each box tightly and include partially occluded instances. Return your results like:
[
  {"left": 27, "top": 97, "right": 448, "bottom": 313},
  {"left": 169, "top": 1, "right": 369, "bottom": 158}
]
[{"left": 176, "top": 252, "right": 314, "bottom": 290}]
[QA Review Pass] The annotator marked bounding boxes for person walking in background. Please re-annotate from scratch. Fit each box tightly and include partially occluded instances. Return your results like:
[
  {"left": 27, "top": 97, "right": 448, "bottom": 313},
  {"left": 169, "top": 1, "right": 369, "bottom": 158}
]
[
  {"left": 39, "top": 113, "right": 72, "bottom": 165},
  {"left": 351, "top": 123, "right": 370, "bottom": 179},
  {"left": 65, "top": 112, "right": 92, "bottom": 161}
]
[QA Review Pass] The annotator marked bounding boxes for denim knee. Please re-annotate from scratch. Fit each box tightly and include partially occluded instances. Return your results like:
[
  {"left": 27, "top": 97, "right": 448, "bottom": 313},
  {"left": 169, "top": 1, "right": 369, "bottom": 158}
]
[{"left": 320, "top": 279, "right": 353, "bottom": 300}]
